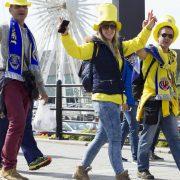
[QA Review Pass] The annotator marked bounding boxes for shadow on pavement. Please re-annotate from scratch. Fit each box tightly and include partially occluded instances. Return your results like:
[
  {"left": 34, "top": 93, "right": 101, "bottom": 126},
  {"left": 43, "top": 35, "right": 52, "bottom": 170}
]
[
  {"left": 18, "top": 152, "right": 81, "bottom": 160},
  {"left": 19, "top": 171, "right": 114, "bottom": 179},
  {"left": 19, "top": 171, "right": 73, "bottom": 179},
  {"left": 150, "top": 162, "right": 176, "bottom": 168}
]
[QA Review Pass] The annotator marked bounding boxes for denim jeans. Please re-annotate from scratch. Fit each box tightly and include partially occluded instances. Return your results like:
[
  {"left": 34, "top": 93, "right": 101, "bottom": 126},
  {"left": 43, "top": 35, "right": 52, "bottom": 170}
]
[
  {"left": 82, "top": 101, "right": 124, "bottom": 174},
  {"left": 138, "top": 105, "right": 180, "bottom": 171},
  {"left": 21, "top": 103, "right": 43, "bottom": 164},
  {"left": 150, "top": 126, "right": 161, "bottom": 154},
  {"left": 121, "top": 105, "right": 139, "bottom": 160}
]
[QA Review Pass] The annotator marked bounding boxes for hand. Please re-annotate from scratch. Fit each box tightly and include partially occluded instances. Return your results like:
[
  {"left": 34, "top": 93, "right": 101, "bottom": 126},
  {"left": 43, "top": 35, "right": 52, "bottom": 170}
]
[
  {"left": 143, "top": 10, "right": 157, "bottom": 30},
  {"left": 39, "top": 92, "right": 48, "bottom": 104},
  {"left": 58, "top": 17, "right": 69, "bottom": 35}
]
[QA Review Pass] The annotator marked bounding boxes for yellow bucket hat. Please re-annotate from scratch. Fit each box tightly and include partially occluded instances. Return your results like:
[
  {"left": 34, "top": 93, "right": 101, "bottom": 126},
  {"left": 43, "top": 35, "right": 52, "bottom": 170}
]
[
  {"left": 153, "top": 15, "right": 179, "bottom": 42},
  {"left": 93, "top": 3, "right": 122, "bottom": 31},
  {"left": 5, "top": 0, "right": 31, "bottom": 7}
]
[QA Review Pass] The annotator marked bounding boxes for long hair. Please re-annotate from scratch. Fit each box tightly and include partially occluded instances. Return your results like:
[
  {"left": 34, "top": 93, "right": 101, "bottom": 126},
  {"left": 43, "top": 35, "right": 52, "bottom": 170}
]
[{"left": 97, "top": 26, "right": 120, "bottom": 55}]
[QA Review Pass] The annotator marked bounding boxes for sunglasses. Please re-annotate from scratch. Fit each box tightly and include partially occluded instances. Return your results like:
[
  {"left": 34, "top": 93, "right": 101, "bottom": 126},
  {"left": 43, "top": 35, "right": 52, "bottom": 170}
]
[
  {"left": 101, "top": 24, "right": 116, "bottom": 30},
  {"left": 13, "top": 5, "right": 28, "bottom": 9},
  {"left": 161, "top": 33, "right": 173, "bottom": 39}
]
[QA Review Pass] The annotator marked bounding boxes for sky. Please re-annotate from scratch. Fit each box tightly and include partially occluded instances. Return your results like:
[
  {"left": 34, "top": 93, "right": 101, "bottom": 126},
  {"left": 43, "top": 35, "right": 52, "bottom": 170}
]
[{"left": 0, "top": 0, "right": 180, "bottom": 49}]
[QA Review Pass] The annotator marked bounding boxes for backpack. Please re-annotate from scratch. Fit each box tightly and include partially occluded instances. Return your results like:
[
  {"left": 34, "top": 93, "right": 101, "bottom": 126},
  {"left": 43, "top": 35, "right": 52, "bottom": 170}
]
[
  {"left": 78, "top": 41, "right": 98, "bottom": 93},
  {"left": 131, "top": 58, "right": 156, "bottom": 100},
  {"left": 78, "top": 38, "right": 124, "bottom": 93}
]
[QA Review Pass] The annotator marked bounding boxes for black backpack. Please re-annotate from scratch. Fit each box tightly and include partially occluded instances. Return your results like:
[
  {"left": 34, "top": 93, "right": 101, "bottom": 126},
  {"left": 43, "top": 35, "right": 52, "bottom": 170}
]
[
  {"left": 78, "top": 41, "right": 98, "bottom": 93},
  {"left": 78, "top": 38, "right": 124, "bottom": 93},
  {"left": 132, "top": 58, "right": 156, "bottom": 100}
]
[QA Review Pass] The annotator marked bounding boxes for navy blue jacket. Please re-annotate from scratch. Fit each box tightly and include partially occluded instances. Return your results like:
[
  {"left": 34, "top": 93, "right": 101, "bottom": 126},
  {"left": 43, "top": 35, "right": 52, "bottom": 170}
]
[{"left": 92, "top": 39, "right": 124, "bottom": 94}]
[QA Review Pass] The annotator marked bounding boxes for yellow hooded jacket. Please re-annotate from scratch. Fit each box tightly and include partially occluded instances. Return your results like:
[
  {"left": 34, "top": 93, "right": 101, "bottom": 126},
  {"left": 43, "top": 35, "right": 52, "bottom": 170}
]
[
  {"left": 61, "top": 27, "right": 151, "bottom": 105},
  {"left": 136, "top": 47, "right": 179, "bottom": 121}
]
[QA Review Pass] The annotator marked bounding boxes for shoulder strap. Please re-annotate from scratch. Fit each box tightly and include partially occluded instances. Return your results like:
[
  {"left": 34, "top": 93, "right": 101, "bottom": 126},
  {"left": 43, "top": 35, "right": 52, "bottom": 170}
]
[
  {"left": 118, "top": 38, "right": 124, "bottom": 58},
  {"left": 91, "top": 41, "right": 98, "bottom": 62},
  {"left": 143, "top": 58, "right": 156, "bottom": 81}
]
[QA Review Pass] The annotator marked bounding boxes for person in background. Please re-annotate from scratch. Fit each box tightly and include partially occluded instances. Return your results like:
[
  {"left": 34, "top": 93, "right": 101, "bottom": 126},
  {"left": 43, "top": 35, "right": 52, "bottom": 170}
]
[
  {"left": 136, "top": 15, "right": 180, "bottom": 179},
  {"left": 121, "top": 54, "right": 164, "bottom": 163},
  {"left": 0, "top": 0, "right": 48, "bottom": 179},
  {"left": 121, "top": 54, "right": 139, "bottom": 163},
  {"left": 60, "top": 3, "right": 156, "bottom": 180}
]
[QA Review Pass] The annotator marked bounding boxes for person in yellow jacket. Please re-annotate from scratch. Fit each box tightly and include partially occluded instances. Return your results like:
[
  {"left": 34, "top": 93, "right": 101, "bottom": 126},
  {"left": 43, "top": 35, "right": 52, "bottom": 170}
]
[
  {"left": 136, "top": 15, "right": 180, "bottom": 179},
  {"left": 60, "top": 3, "right": 156, "bottom": 180}
]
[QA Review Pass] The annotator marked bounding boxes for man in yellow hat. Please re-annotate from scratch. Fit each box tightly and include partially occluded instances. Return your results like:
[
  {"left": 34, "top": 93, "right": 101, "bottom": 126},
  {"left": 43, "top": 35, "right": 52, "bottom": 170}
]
[
  {"left": 0, "top": 0, "right": 49, "bottom": 179},
  {"left": 60, "top": 3, "right": 157, "bottom": 180},
  {"left": 136, "top": 15, "right": 180, "bottom": 179}
]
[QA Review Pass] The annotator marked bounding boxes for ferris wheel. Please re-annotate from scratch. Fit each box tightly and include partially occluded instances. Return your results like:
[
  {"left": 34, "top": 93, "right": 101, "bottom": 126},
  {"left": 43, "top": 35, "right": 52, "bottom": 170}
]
[{"left": 28, "top": 0, "right": 112, "bottom": 84}]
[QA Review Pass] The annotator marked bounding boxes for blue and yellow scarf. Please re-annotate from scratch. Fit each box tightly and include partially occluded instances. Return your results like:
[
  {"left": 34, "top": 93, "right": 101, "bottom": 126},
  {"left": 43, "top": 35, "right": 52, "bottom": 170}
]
[{"left": 6, "top": 18, "right": 39, "bottom": 79}]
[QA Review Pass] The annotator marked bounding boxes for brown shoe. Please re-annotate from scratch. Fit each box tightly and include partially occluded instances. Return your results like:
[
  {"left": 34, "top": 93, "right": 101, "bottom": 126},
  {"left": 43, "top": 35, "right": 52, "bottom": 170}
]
[
  {"left": 72, "top": 165, "right": 91, "bottom": 180},
  {"left": 1, "top": 167, "right": 29, "bottom": 180},
  {"left": 116, "top": 170, "right": 131, "bottom": 180}
]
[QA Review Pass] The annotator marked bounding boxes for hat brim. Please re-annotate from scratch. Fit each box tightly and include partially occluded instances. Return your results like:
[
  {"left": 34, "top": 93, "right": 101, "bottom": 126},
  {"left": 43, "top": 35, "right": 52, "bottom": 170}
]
[
  {"left": 5, "top": 2, "right": 32, "bottom": 7},
  {"left": 93, "top": 21, "right": 122, "bottom": 31},
  {"left": 153, "top": 22, "right": 179, "bottom": 42}
]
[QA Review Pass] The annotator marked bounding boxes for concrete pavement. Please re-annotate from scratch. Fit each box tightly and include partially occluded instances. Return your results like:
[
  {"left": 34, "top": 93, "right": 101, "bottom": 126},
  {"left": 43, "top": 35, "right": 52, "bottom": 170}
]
[{"left": 16, "top": 138, "right": 179, "bottom": 180}]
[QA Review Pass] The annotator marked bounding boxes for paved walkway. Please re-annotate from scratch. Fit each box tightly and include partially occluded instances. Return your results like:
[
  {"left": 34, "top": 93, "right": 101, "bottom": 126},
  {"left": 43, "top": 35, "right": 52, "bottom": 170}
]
[{"left": 16, "top": 138, "right": 179, "bottom": 180}]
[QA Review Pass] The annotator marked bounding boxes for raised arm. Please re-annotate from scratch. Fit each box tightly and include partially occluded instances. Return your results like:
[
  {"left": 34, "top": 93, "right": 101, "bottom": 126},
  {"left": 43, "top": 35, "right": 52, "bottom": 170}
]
[
  {"left": 59, "top": 20, "right": 94, "bottom": 60},
  {"left": 136, "top": 10, "right": 157, "bottom": 60},
  {"left": 123, "top": 10, "right": 157, "bottom": 58},
  {"left": 61, "top": 34, "right": 94, "bottom": 60}
]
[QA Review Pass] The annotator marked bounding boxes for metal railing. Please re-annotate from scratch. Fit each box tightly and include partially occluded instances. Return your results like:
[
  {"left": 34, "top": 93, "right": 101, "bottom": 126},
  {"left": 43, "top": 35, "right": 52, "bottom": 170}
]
[
  {"left": 41, "top": 80, "right": 180, "bottom": 140},
  {"left": 45, "top": 80, "right": 94, "bottom": 139}
]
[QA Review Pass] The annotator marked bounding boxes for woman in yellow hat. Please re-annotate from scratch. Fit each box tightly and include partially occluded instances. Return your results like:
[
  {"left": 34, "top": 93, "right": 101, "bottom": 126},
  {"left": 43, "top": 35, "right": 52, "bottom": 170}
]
[
  {"left": 136, "top": 15, "right": 180, "bottom": 179},
  {"left": 60, "top": 3, "right": 156, "bottom": 180}
]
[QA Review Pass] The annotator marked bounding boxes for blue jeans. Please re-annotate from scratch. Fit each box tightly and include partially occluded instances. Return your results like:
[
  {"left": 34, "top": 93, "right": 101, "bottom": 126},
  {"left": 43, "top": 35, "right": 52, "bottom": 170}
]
[
  {"left": 82, "top": 101, "right": 124, "bottom": 174},
  {"left": 138, "top": 106, "right": 180, "bottom": 171},
  {"left": 121, "top": 105, "right": 139, "bottom": 160},
  {"left": 0, "top": 104, "right": 43, "bottom": 165},
  {"left": 150, "top": 126, "right": 161, "bottom": 154}
]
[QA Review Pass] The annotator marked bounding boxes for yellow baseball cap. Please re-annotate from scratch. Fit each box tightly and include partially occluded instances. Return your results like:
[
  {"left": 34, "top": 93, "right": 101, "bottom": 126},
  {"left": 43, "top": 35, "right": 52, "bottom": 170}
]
[{"left": 5, "top": 0, "right": 31, "bottom": 7}]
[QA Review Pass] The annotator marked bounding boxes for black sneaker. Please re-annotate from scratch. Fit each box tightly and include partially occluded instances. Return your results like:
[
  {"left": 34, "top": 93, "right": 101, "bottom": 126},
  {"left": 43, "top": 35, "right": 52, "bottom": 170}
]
[
  {"left": 150, "top": 153, "right": 164, "bottom": 161},
  {"left": 137, "top": 170, "right": 154, "bottom": 179},
  {"left": 29, "top": 156, "right": 52, "bottom": 170}
]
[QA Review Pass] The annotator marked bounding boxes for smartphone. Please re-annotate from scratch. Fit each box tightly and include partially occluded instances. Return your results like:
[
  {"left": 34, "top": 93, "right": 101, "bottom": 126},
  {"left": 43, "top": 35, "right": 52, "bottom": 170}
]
[{"left": 58, "top": 20, "right": 70, "bottom": 33}]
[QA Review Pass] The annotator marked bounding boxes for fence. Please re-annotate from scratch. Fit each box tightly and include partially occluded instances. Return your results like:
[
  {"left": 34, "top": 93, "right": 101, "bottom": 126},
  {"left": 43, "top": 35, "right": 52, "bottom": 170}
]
[
  {"left": 45, "top": 80, "right": 95, "bottom": 140},
  {"left": 42, "top": 81, "right": 180, "bottom": 140}
]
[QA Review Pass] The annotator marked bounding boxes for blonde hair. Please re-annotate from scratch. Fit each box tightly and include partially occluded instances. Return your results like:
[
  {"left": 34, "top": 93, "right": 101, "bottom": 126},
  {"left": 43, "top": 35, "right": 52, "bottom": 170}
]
[{"left": 97, "top": 27, "right": 120, "bottom": 55}]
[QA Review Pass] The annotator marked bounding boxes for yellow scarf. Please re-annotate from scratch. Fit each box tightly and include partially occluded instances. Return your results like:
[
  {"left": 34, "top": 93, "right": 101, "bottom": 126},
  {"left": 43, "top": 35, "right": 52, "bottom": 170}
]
[{"left": 156, "top": 45, "right": 179, "bottom": 116}]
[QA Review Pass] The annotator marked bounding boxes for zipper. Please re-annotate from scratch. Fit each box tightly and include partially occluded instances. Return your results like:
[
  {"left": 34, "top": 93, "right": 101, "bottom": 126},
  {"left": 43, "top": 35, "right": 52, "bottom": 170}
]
[{"left": 100, "top": 80, "right": 113, "bottom": 84}]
